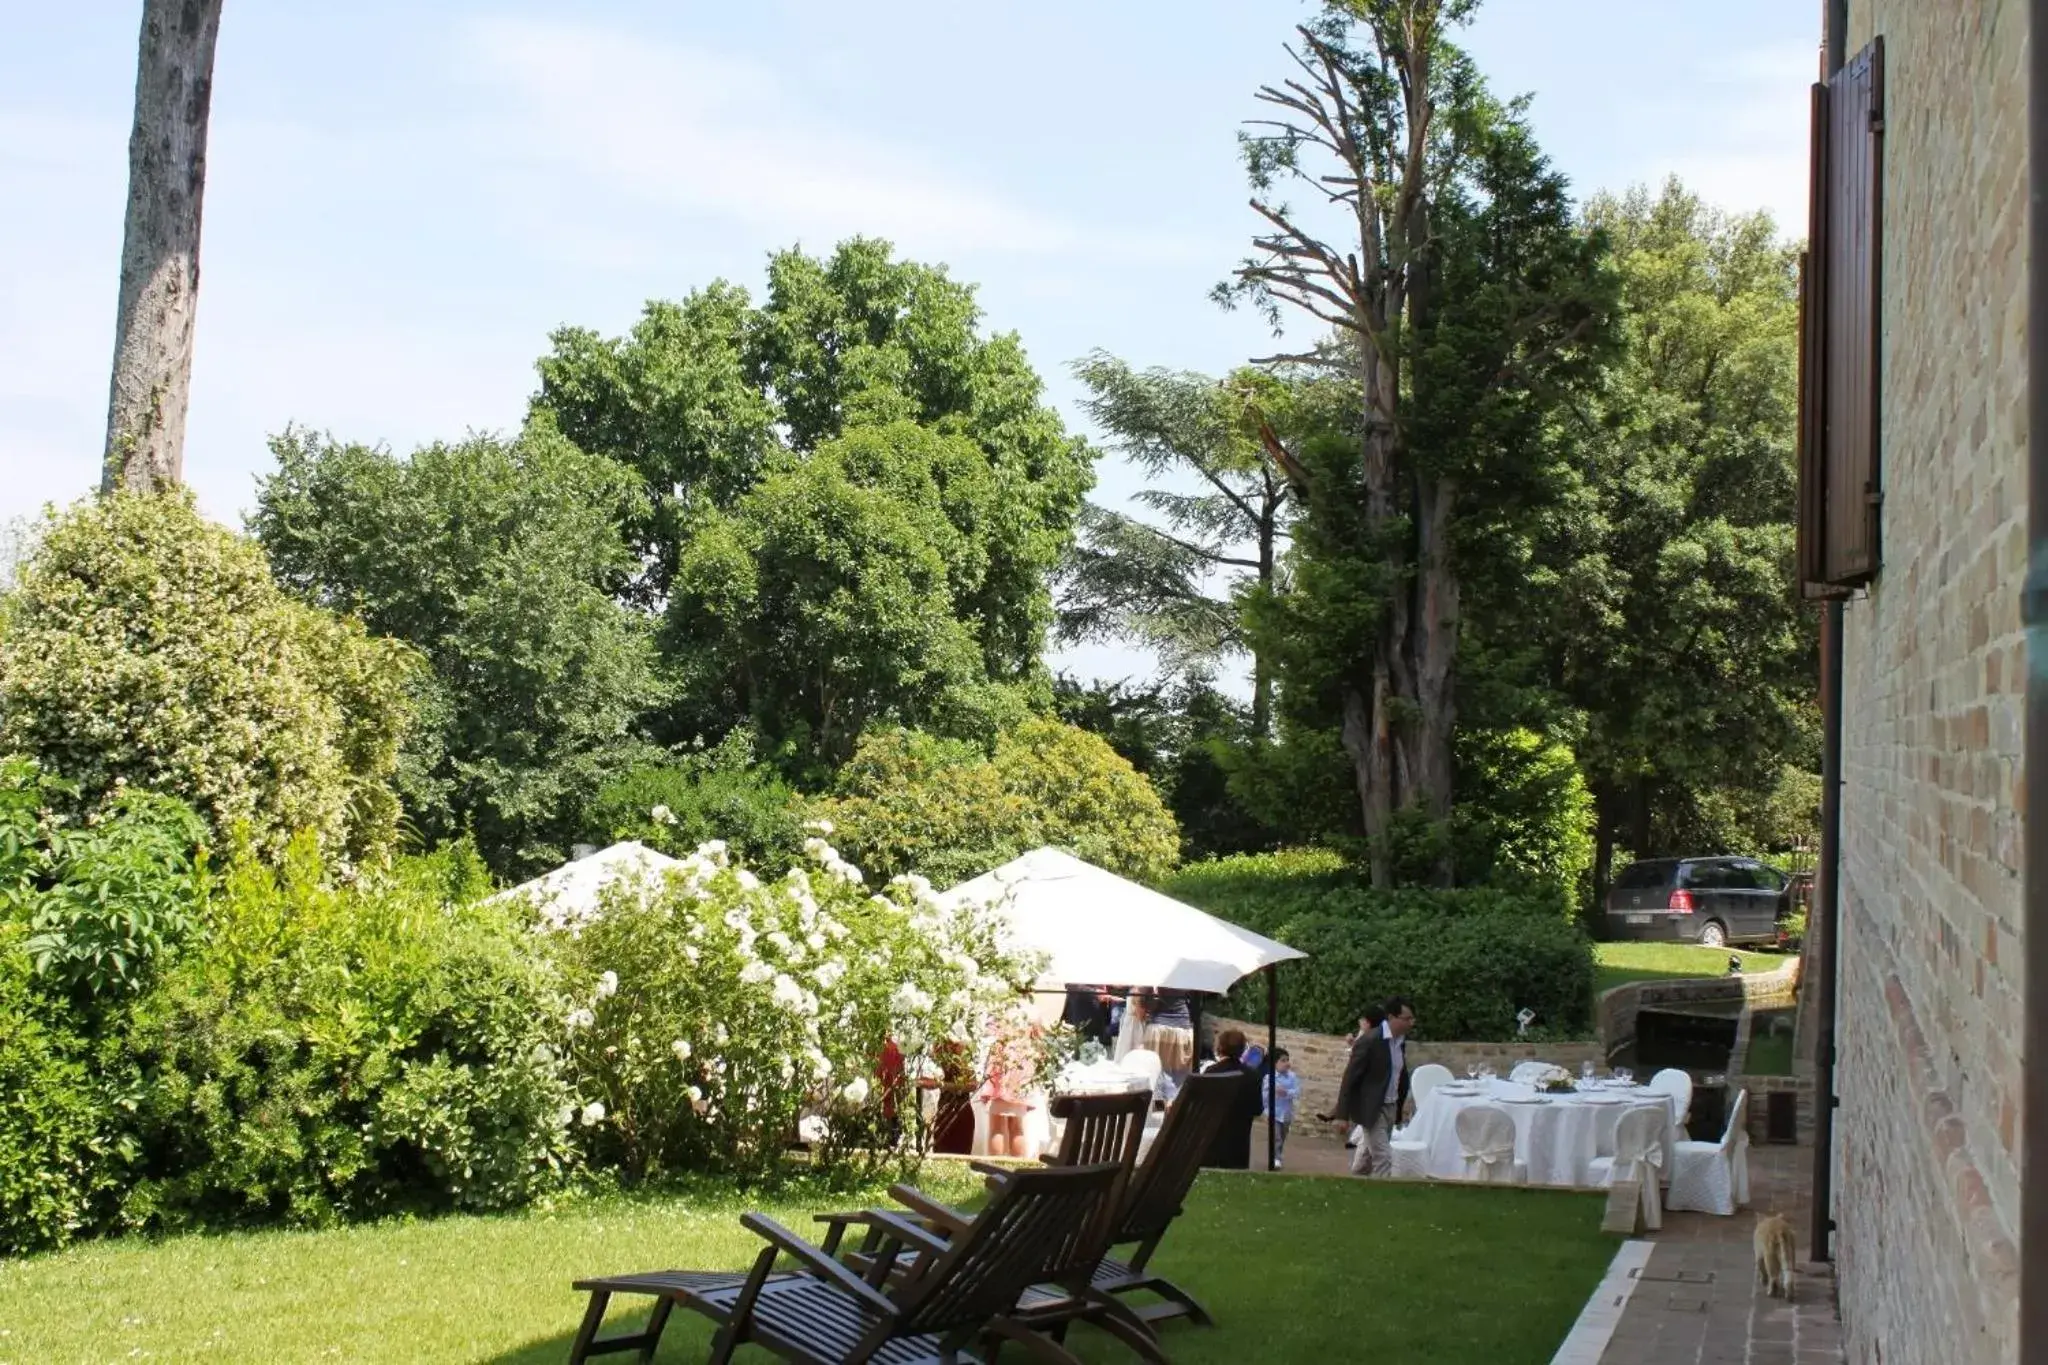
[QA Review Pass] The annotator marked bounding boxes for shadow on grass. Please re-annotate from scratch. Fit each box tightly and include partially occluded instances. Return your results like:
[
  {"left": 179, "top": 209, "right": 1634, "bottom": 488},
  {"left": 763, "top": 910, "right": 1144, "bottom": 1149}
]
[{"left": 485, "top": 1305, "right": 721, "bottom": 1365}]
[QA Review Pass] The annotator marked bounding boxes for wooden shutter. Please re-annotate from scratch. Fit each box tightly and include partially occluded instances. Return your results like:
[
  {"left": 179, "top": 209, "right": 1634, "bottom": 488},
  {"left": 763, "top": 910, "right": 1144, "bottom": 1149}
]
[
  {"left": 1801, "top": 37, "right": 1885, "bottom": 592},
  {"left": 1796, "top": 79, "right": 1834, "bottom": 596}
]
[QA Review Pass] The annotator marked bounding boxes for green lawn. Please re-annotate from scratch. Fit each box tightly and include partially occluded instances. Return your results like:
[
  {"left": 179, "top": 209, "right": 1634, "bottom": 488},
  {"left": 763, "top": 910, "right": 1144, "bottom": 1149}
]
[
  {"left": 1744, "top": 1011, "right": 1798, "bottom": 1077},
  {"left": 1593, "top": 940, "right": 1784, "bottom": 996},
  {"left": 0, "top": 1171, "right": 1614, "bottom": 1365}
]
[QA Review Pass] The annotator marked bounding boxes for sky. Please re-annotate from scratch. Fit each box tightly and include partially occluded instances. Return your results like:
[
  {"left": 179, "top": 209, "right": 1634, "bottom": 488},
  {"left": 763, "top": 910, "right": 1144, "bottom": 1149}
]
[{"left": 0, "top": 0, "right": 1816, "bottom": 687}]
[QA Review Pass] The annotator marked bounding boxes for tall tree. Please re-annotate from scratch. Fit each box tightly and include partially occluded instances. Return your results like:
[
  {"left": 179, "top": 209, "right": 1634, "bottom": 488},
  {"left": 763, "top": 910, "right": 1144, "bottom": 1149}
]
[
  {"left": 102, "top": 0, "right": 223, "bottom": 495},
  {"left": 1222, "top": 1, "right": 1614, "bottom": 884},
  {"left": 534, "top": 238, "right": 1094, "bottom": 682},
  {"left": 1056, "top": 358, "right": 1305, "bottom": 736},
  {"left": 1511, "top": 181, "right": 1817, "bottom": 890}
]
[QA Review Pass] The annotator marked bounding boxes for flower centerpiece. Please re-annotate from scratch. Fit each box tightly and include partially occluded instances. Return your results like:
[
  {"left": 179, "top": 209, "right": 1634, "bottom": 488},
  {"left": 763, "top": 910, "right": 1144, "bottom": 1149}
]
[{"left": 1533, "top": 1064, "right": 1577, "bottom": 1094}]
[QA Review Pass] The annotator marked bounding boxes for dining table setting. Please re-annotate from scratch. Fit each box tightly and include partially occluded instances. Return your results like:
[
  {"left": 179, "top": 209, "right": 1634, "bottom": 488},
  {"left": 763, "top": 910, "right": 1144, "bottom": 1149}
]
[{"left": 1397, "top": 1061, "right": 1683, "bottom": 1188}]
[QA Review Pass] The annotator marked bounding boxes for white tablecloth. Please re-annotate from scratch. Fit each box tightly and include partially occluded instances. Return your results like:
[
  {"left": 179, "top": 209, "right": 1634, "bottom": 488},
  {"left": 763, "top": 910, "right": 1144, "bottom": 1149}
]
[{"left": 1399, "top": 1078, "right": 1681, "bottom": 1187}]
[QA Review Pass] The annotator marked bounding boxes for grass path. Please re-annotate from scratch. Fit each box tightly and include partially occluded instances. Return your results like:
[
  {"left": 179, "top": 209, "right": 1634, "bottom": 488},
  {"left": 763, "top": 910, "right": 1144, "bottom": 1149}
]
[
  {"left": 0, "top": 1171, "right": 1613, "bottom": 1364},
  {"left": 1592, "top": 940, "right": 1785, "bottom": 997}
]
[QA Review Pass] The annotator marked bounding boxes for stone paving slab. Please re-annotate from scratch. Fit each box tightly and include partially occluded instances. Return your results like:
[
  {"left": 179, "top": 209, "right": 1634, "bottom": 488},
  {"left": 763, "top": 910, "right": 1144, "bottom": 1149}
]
[{"left": 1591, "top": 1144, "right": 1844, "bottom": 1365}]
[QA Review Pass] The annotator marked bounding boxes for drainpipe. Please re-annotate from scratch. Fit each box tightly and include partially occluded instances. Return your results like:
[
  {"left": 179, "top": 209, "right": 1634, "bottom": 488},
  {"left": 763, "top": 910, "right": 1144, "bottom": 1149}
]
[
  {"left": 1807, "top": 0, "right": 1849, "bottom": 1268},
  {"left": 2020, "top": 0, "right": 2048, "bottom": 1354}
]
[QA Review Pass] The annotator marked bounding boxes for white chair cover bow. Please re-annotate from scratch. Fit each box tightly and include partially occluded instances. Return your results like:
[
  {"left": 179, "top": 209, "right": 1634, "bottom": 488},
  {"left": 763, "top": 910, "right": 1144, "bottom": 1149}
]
[
  {"left": 1588, "top": 1104, "right": 1666, "bottom": 1229},
  {"left": 1455, "top": 1104, "right": 1522, "bottom": 1183}
]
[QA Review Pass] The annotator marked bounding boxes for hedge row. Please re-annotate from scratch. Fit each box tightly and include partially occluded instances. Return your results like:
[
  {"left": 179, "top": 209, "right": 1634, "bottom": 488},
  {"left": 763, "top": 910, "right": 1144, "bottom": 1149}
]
[{"left": 1163, "top": 851, "right": 1596, "bottom": 1042}]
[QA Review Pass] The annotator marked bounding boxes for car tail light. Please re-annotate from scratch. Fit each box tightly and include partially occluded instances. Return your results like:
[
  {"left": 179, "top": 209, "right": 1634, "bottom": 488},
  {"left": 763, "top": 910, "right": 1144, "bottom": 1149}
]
[{"left": 1668, "top": 889, "right": 1696, "bottom": 913}]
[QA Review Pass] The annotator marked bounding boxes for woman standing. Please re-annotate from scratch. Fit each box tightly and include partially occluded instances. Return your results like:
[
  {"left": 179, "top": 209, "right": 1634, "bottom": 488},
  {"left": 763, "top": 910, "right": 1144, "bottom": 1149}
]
[{"left": 1137, "top": 988, "right": 1197, "bottom": 1090}]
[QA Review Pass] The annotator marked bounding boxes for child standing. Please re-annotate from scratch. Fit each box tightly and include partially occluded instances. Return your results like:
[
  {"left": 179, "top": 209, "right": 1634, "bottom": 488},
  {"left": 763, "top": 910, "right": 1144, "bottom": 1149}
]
[{"left": 1262, "top": 1048, "right": 1301, "bottom": 1169}]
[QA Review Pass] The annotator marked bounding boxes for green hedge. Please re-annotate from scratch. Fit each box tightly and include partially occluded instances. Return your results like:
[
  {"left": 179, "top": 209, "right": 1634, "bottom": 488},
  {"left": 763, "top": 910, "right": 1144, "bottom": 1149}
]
[{"left": 1163, "top": 851, "right": 1595, "bottom": 1041}]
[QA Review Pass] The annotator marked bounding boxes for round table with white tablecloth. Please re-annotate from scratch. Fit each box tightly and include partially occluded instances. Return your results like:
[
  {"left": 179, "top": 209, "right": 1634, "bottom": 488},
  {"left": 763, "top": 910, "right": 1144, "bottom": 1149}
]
[{"left": 1396, "top": 1077, "right": 1682, "bottom": 1187}]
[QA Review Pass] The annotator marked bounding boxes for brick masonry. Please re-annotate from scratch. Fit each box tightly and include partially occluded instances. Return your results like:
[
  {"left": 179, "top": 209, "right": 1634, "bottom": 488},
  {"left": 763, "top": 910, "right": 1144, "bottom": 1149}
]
[{"left": 1832, "top": 3, "right": 2026, "bottom": 1361}]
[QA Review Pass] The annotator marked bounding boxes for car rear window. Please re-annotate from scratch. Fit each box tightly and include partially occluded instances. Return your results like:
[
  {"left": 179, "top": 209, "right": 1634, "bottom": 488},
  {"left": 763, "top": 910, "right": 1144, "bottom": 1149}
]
[{"left": 1614, "top": 862, "right": 1672, "bottom": 889}]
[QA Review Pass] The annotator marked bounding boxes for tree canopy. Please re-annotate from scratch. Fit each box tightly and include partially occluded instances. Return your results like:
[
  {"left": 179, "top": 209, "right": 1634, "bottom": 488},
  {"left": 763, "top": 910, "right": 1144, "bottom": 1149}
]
[{"left": 251, "top": 420, "right": 666, "bottom": 874}]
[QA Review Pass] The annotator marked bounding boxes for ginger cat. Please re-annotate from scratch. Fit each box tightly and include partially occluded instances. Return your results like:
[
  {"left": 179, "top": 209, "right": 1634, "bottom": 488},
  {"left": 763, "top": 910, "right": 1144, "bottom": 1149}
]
[{"left": 1754, "top": 1212, "right": 1795, "bottom": 1301}]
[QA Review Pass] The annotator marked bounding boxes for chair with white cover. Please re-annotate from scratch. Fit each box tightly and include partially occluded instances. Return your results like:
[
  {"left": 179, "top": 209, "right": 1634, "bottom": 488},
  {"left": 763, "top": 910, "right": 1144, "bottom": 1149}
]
[
  {"left": 1509, "top": 1061, "right": 1551, "bottom": 1087},
  {"left": 1666, "top": 1088, "right": 1751, "bottom": 1215},
  {"left": 1648, "top": 1068, "right": 1694, "bottom": 1128},
  {"left": 1584, "top": 1104, "right": 1666, "bottom": 1229},
  {"left": 1121, "top": 1048, "right": 1164, "bottom": 1099},
  {"left": 1387, "top": 1124, "right": 1431, "bottom": 1179},
  {"left": 1454, "top": 1104, "right": 1525, "bottom": 1184},
  {"left": 1409, "top": 1063, "right": 1453, "bottom": 1109}
]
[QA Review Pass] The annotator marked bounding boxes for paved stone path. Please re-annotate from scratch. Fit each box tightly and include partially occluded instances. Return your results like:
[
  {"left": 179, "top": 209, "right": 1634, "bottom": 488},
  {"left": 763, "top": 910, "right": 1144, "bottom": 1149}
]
[{"left": 1590, "top": 1143, "right": 1844, "bottom": 1365}]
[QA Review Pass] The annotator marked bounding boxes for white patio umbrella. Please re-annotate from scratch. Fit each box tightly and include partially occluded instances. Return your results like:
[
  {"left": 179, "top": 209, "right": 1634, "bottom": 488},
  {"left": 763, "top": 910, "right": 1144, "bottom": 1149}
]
[
  {"left": 490, "top": 840, "right": 686, "bottom": 929},
  {"left": 943, "top": 847, "right": 1307, "bottom": 1169}
]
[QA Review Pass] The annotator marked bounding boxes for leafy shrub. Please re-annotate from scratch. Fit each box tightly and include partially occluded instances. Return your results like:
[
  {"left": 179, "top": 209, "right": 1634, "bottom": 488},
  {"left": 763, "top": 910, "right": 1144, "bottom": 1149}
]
[
  {"left": 0, "top": 491, "right": 415, "bottom": 861},
  {"left": 1167, "top": 851, "right": 1595, "bottom": 1041},
  {"left": 810, "top": 730, "right": 1031, "bottom": 888},
  {"left": 586, "top": 731, "right": 807, "bottom": 869},
  {"left": 991, "top": 718, "right": 1180, "bottom": 881},
  {"left": 820, "top": 721, "right": 1181, "bottom": 888},
  {"left": 0, "top": 921, "right": 126, "bottom": 1255},
  {"left": 0, "top": 756, "right": 210, "bottom": 1005},
  {"left": 122, "top": 838, "right": 576, "bottom": 1230},
  {"left": 1452, "top": 727, "right": 1596, "bottom": 915},
  {"left": 531, "top": 836, "right": 1037, "bottom": 1182}
]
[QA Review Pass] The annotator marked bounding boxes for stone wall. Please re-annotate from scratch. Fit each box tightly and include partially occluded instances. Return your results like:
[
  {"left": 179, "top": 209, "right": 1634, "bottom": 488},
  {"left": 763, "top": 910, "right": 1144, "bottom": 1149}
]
[
  {"left": 1832, "top": 3, "right": 2026, "bottom": 1361},
  {"left": 1209, "top": 1018, "right": 1602, "bottom": 1121},
  {"left": 1597, "top": 959, "right": 1801, "bottom": 1059}
]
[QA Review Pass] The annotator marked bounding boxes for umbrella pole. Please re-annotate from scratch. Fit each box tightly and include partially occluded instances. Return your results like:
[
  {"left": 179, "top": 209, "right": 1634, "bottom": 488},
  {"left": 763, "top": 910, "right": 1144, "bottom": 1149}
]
[{"left": 1265, "top": 964, "right": 1279, "bottom": 1172}]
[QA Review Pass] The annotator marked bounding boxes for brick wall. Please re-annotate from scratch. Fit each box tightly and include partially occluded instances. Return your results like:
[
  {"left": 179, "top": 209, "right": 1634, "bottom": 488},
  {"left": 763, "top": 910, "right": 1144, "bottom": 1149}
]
[{"left": 1832, "top": 3, "right": 2026, "bottom": 1361}]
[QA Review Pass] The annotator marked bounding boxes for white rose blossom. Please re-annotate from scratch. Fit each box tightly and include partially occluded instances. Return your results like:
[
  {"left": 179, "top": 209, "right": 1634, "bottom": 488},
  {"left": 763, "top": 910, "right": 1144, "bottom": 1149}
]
[
  {"left": 596, "top": 970, "right": 619, "bottom": 999},
  {"left": 671, "top": 1038, "right": 693, "bottom": 1061},
  {"left": 650, "top": 804, "right": 676, "bottom": 825},
  {"left": 838, "top": 1076, "right": 870, "bottom": 1106},
  {"left": 565, "top": 1008, "right": 596, "bottom": 1031},
  {"left": 580, "top": 1101, "right": 607, "bottom": 1126}
]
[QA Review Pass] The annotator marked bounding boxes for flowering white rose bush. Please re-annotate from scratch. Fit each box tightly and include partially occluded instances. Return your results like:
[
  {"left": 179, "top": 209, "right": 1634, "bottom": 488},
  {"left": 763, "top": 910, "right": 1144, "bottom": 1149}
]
[{"left": 534, "top": 835, "right": 1040, "bottom": 1181}]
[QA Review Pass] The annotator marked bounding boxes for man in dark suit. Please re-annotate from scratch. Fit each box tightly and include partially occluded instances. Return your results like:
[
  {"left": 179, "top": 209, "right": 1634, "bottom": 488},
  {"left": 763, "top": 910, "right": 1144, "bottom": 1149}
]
[
  {"left": 1335, "top": 997, "right": 1416, "bottom": 1176},
  {"left": 1196, "top": 1028, "right": 1268, "bottom": 1170}
]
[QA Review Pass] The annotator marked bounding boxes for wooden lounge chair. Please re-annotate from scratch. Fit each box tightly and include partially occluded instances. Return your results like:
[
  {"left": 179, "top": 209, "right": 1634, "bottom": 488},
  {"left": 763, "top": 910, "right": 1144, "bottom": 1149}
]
[
  {"left": 566, "top": 1161, "right": 1125, "bottom": 1365},
  {"left": 847, "top": 1072, "right": 1237, "bottom": 1337},
  {"left": 818, "top": 1089, "right": 1163, "bottom": 1364}
]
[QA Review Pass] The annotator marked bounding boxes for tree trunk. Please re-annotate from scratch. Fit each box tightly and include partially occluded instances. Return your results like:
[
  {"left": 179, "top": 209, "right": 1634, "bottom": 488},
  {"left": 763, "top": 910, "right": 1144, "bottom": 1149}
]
[
  {"left": 1591, "top": 782, "right": 1620, "bottom": 929},
  {"left": 102, "top": 0, "right": 223, "bottom": 495},
  {"left": 1410, "top": 474, "right": 1458, "bottom": 883},
  {"left": 1250, "top": 503, "right": 1277, "bottom": 741}
]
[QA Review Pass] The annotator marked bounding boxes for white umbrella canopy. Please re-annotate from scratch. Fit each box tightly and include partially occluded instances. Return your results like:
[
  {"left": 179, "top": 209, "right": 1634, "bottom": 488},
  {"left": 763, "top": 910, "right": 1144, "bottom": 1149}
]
[
  {"left": 490, "top": 840, "right": 685, "bottom": 929},
  {"left": 942, "top": 847, "right": 1305, "bottom": 995}
]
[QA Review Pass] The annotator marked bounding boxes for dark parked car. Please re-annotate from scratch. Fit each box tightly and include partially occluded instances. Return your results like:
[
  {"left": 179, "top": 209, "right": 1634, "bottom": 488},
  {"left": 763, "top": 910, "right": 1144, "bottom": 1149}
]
[{"left": 1603, "top": 856, "right": 1789, "bottom": 948}]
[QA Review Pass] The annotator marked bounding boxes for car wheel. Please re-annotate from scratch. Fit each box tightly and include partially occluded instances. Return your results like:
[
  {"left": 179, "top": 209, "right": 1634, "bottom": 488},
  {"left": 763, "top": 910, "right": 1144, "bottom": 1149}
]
[{"left": 1698, "top": 920, "right": 1727, "bottom": 948}]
